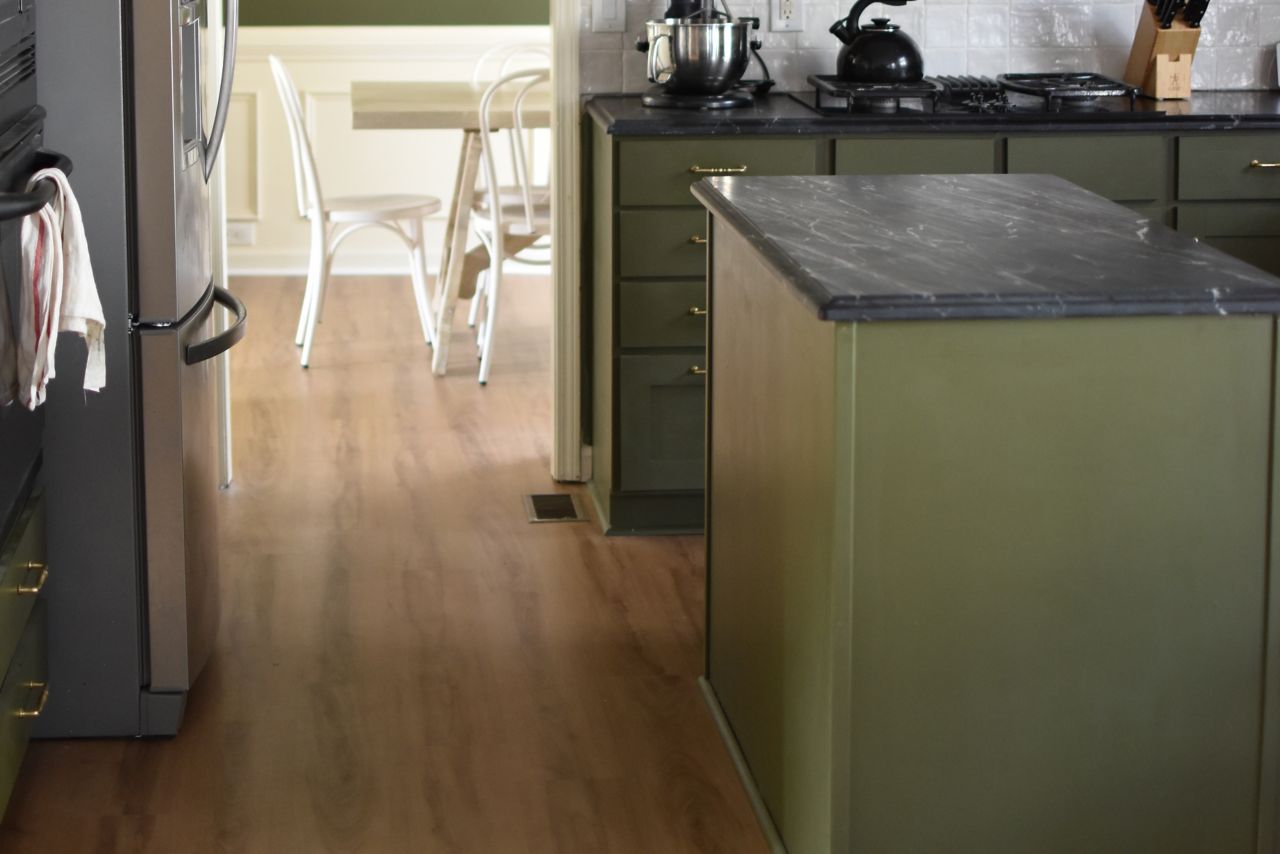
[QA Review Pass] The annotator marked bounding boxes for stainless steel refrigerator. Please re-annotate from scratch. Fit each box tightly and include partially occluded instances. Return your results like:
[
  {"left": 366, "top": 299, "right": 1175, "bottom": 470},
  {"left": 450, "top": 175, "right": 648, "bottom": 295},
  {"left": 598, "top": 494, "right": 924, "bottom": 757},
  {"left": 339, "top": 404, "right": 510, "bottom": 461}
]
[{"left": 33, "top": 0, "right": 244, "bottom": 737}]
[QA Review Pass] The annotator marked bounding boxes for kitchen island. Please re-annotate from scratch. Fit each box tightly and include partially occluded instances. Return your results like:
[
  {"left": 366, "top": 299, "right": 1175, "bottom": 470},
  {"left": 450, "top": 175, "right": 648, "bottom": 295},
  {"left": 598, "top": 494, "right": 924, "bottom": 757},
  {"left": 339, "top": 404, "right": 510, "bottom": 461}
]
[{"left": 694, "top": 173, "right": 1280, "bottom": 854}]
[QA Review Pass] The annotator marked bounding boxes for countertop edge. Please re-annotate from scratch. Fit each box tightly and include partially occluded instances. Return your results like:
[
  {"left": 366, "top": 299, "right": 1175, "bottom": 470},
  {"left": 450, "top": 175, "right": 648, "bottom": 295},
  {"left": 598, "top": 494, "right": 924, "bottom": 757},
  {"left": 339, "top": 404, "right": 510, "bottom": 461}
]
[
  {"left": 587, "top": 92, "right": 1280, "bottom": 137},
  {"left": 692, "top": 176, "right": 1280, "bottom": 323}
]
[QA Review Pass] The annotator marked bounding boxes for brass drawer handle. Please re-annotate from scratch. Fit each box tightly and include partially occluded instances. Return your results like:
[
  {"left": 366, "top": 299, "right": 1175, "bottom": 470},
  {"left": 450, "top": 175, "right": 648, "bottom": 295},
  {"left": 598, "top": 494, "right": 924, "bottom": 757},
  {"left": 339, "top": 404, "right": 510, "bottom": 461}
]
[
  {"left": 688, "top": 235, "right": 708, "bottom": 245},
  {"left": 15, "top": 682, "right": 48, "bottom": 719},
  {"left": 688, "top": 165, "right": 747, "bottom": 175},
  {"left": 1249, "top": 160, "right": 1280, "bottom": 169},
  {"left": 687, "top": 306, "right": 708, "bottom": 317},
  {"left": 16, "top": 563, "right": 47, "bottom": 595},
  {"left": 688, "top": 365, "right": 707, "bottom": 376}
]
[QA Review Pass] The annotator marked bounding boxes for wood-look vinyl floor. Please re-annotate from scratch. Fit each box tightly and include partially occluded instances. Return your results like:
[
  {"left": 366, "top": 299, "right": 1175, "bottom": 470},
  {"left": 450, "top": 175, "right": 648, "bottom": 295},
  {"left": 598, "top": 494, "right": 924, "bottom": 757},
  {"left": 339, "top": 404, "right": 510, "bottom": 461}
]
[{"left": 0, "top": 276, "right": 767, "bottom": 854}]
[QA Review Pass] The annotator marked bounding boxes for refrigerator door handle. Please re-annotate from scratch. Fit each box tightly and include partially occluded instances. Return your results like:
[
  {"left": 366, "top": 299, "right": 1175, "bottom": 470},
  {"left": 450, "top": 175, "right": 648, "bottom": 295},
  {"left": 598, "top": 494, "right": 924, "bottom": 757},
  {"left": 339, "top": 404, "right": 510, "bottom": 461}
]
[
  {"left": 202, "top": 0, "right": 239, "bottom": 181},
  {"left": 184, "top": 286, "right": 246, "bottom": 365}
]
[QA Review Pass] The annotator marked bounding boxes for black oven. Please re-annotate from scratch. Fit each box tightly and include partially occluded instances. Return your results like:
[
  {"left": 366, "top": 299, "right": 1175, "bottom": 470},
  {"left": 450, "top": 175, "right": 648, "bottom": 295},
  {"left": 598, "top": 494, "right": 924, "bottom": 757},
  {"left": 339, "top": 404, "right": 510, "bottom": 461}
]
[{"left": 0, "top": 0, "right": 70, "bottom": 535}]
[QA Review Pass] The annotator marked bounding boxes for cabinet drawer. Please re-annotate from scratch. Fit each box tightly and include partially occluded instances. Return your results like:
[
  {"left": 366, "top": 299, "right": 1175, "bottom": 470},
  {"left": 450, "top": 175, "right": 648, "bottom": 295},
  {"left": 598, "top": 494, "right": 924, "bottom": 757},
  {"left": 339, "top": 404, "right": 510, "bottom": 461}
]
[
  {"left": 619, "top": 209, "right": 708, "bottom": 279},
  {"left": 0, "top": 493, "right": 44, "bottom": 677},
  {"left": 1007, "top": 135, "right": 1167, "bottom": 201},
  {"left": 0, "top": 601, "right": 46, "bottom": 817},
  {"left": 618, "top": 354, "right": 706, "bottom": 493},
  {"left": 835, "top": 137, "right": 996, "bottom": 175},
  {"left": 1179, "top": 134, "right": 1280, "bottom": 201},
  {"left": 619, "top": 280, "right": 707, "bottom": 349},
  {"left": 618, "top": 138, "right": 820, "bottom": 207},
  {"left": 1177, "top": 202, "right": 1280, "bottom": 277}
]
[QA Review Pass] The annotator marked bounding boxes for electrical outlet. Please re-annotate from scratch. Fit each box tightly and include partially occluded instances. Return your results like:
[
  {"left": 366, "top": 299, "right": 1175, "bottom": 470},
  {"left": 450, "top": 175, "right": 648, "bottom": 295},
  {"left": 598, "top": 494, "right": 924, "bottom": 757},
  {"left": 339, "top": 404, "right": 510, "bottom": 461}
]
[
  {"left": 591, "top": 0, "right": 625, "bottom": 33},
  {"left": 226, "top": 222, "right": 256, "bottom": 246},
  {"left": 771, "top": 0, "right": 802, "bottom": 32}
]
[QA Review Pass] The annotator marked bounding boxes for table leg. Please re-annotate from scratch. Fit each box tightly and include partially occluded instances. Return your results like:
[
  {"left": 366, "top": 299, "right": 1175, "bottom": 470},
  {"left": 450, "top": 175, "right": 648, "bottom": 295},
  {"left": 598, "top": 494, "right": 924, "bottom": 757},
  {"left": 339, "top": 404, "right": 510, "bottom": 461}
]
[{"left": 432, "top": 130, "right": 483, "bottom": 377}]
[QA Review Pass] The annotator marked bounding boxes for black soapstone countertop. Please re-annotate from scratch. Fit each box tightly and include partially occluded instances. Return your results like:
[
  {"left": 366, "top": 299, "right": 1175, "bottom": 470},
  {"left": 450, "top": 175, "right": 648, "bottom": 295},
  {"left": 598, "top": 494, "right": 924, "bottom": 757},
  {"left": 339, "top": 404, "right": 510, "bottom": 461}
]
[
  {"left": 587, "top": 90, "right": 1280, "bottom": 136},
  {"left": 691, "top": 173, "right": 1280, "bottom": 322}
]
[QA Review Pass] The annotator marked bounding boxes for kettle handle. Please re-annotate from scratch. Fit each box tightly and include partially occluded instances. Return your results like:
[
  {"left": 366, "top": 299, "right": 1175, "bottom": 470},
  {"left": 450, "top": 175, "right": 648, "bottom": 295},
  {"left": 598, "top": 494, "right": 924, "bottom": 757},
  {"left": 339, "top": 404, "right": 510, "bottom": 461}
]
[{"left": 839, "top": 0, "right": 911, "bottom": 34}]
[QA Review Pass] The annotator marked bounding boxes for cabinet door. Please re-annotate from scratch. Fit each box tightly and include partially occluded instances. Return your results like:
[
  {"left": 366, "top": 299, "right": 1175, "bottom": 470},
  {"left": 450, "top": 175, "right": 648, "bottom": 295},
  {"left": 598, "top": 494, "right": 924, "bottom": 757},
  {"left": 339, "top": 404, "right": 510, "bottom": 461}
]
[
  {"left": 835, "top": 137, "right": 996, "bottom": 175},
  {"left": 1007, "top": 135, "right": 1168, "bottom": 201},
  {"left": 0, "top": 601, "right": 46, "bottom": 814},
  {"left": 619, "top": 209, "right": 708, "bottom": 279},
  {"left": 0, "top": 492, "right": 42, "bottom": 678},
  {"left": 1179, "top": 134, "right": 1280, "bottom": 201},
  {"left": 619, "top": 280, "right": 707, "bottom": 349},
  {"left": 618, "top": 354, "right": 706, "bottom": 493},
  {"left": 618, "top": 138, "right": 821, "bottom": 207},
  {"left": 1177, "top": 203, "right": 1280, "bottom": 277}
]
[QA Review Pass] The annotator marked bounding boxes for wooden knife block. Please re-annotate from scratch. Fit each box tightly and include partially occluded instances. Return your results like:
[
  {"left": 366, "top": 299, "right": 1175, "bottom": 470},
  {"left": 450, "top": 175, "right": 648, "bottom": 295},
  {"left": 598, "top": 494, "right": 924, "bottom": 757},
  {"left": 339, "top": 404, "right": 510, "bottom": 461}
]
[{"left": 1125, "top": 3, "right": 1200, "bottom": 99}]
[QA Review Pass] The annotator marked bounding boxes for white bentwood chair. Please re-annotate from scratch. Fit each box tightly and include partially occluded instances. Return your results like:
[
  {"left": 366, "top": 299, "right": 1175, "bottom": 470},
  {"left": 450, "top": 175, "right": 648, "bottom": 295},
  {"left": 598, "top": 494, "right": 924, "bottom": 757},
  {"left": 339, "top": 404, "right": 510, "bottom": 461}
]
[
  {"left": 268, "top": 55, "right": 442, "bottom": 368},
  {"left": 469, "top": 67, "right": 552, "bottom": 385}
]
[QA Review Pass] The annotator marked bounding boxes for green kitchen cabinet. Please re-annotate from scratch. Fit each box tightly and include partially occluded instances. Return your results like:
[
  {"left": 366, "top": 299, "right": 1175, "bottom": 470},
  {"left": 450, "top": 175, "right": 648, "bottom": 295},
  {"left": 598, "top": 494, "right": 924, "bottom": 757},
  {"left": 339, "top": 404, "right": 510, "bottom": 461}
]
[
  {"left": 1179, "top": 133, "right": 1280, "bottom": 200},
  {"left": 588, "top": 122, "right": 822, "bottom": 533},
  {"left": 1177, "top": 202, "right": 1280, "bottom": 277},
  {"left": 835, "top": 136, "right": 997, "bottom": 175},
  {"left": 618, "top": 280, "right": 708, "bottom": 349},
  {"left": 618, "top": 209, "right": 708, "bottom": 279},
  {"left": 584, "top": 113, "right": 1280, "bottom": 535},
  {"left": 1006, "top": 134, "right": 1170, "bottom": 201},
  {"left": 0, "top": 483, "right": 48, "bottom": 819},
  {"left": 618, "top": 138, "right": 824, "bottom": 207},
  {"left": 617, "top": 354, "right": 707, "bottom": 493}
]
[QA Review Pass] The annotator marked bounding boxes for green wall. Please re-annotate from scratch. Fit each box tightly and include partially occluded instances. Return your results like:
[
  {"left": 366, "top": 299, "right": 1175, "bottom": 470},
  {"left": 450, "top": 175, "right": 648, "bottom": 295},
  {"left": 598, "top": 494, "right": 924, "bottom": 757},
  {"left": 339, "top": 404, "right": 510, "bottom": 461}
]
[{"left": 242, "top": 0, "right": 548, "bottom": 27}]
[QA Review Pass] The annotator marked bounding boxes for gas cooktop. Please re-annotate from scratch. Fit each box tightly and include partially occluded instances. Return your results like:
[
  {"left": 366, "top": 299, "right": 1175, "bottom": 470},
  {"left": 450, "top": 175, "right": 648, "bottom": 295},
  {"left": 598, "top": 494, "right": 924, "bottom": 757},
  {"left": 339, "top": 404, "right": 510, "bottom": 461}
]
[{"left": 795, "top": 72, "right": 1161, "bottom": 120}]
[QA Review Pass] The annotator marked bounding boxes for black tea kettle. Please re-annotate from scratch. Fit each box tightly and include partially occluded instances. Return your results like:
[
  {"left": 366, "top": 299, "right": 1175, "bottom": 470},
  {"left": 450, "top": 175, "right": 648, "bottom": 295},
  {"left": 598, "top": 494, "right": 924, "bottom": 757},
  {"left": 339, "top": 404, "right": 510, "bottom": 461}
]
[{"left": 829, "top": 0, "right": 923, "bottom": 84}]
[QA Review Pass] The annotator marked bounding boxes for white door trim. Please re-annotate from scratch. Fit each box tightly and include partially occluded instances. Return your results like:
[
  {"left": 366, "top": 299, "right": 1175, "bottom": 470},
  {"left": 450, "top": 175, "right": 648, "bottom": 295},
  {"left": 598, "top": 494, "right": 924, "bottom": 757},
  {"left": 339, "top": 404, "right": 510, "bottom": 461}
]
[{"left": 551, "top": 0, "right": 588, "bottom": 482}]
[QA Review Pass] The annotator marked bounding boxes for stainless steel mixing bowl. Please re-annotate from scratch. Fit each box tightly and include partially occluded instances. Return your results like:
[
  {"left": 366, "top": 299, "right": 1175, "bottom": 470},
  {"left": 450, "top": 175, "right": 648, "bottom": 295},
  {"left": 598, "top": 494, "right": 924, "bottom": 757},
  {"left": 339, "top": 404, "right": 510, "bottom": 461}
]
[{"left": 642, "top": 18, "right": 753, "bottom": 95}]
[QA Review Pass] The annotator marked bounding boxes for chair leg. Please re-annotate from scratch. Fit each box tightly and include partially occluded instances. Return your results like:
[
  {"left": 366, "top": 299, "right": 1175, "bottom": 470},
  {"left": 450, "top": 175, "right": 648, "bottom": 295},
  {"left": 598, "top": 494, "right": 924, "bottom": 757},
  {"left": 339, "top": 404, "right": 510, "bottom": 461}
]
[
  {"left": 477, "top": 252, "right": 501, "bottom": 385},
  {"left": 300, "top": 247, "right": 334, "bottom": 368},
  {"left": 296, "top": 216, "right": 326, "bottom": 346},
  {"left": 468, "top": 269, "right": 487, "bottom": 330},
  {"left": 407, "top": 219, "right": 436, "bottom": 348}
]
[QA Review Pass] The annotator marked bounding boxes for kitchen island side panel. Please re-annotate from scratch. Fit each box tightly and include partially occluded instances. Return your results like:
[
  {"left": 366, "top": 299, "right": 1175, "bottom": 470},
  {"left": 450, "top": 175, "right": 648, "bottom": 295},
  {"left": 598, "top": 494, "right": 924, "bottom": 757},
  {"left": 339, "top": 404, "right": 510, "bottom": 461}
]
[
  {"left": 706, "top": 221, "right": 840, "bottom": 853},
  {"left": 846, "top": 316, "right": 1274, "bottom": 854},
  {"left": 588, "top": 124, "right": 615, "bottom": 527}
]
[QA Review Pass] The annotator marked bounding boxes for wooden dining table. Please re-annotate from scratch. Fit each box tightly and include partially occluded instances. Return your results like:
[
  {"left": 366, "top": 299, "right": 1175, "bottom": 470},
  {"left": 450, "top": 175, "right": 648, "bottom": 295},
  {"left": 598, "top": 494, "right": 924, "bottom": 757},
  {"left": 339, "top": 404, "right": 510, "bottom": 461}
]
[{"left": 351, "top": 81, "right": 552, "bottom": 376}]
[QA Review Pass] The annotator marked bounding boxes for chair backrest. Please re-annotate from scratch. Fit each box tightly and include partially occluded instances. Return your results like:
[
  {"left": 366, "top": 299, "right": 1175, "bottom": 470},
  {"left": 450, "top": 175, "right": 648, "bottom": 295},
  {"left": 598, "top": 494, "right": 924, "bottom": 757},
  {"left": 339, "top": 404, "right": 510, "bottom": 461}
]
[
  {"left": 478, "top": 67, "right": 551, "bottom": 238},
  {"left": 267, "top": 55, "right": 324, "bottom": 219},
  {"left": 471, "top": 44, "right": 551, "bottom": 86}
]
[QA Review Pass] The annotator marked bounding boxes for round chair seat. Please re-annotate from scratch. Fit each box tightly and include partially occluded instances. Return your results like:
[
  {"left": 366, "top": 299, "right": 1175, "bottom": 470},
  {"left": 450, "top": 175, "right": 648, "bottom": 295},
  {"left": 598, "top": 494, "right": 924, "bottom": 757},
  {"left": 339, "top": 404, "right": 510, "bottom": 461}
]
[{"left": 327, "top": 194, "right": 442, "bottom": 223}]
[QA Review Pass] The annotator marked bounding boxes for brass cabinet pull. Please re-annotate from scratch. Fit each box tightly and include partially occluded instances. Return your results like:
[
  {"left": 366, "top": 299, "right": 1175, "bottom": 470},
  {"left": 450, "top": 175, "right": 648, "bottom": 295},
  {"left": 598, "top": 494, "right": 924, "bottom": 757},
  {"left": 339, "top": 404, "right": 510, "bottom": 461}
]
[
  {"left": 15, "top": 682, "right": 48, "bottom": 718},
  {"left": 1249, "top": 160, "right": 1280, "bottom": 169},
  {"left": 687, "top": 306, "right": 708, "bottom": 317},
  {"left": 688, "top": 365, "right": 707, "bottom": 376},
  {"left": 688, "top": 235, "right": 708, "bottom": 245},
  {"left": 688, "top": 165, "right": 747, "bottom": 175},
  {"left": 16, "top": 563, "right": 47, "bottom": 595}
]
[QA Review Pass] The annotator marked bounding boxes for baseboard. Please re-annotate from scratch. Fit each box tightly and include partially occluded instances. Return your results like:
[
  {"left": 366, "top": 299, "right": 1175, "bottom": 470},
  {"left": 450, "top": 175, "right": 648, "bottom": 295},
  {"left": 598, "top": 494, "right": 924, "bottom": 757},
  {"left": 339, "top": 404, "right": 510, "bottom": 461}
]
[{"left": 698, "top": 676, "right": 788, "bottom": 854}]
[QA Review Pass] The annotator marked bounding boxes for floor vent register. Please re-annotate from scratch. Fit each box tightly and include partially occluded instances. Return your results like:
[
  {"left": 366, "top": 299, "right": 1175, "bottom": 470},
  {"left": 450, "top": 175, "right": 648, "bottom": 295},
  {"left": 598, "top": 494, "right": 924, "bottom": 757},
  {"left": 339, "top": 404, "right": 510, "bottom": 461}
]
[{"left": 524, "top": 494, "right": 588, "bottom": 523}]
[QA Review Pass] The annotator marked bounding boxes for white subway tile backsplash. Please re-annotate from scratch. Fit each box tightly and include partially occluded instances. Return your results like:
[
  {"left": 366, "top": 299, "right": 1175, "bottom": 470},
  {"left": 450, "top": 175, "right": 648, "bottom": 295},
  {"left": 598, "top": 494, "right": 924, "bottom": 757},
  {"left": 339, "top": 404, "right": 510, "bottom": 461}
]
[
  {"left": 1261, "top": 6, "right": 1280, "bottom": 46},
  {"left": 968, "top": 6, "right": 1011, "bottom": 47},
  {"left": 1092, "top": 4, "right": 1137, "bottom": 47},
  {"left": 966, "top": 47, "right": 1010, "bottom": 75},
  {"left": 925, "top": 5, "right": 968, "bottom": 47},
  {"left": 585, "top": 0, "right": 1277, "bottom": 92},
  {"left": 1198, "top": 5, "right": 1258, "bottom": 48}
]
